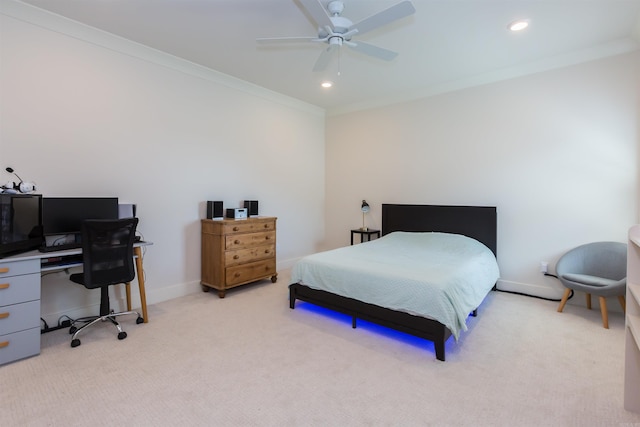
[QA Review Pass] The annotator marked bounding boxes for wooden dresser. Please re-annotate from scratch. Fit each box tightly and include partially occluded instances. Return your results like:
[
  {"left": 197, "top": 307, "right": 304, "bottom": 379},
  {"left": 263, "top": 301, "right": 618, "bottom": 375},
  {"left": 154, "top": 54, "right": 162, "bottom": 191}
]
[{"left": 201, "top": 216, "right": 277, "bottom": 298}]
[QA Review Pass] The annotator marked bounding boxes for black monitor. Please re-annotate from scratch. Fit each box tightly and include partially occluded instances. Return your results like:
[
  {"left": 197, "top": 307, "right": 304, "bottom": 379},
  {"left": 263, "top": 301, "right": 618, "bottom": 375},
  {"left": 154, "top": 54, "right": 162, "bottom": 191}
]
[
  {"left": 42, "top": 197, "right": 119, "bottom": 236},
  {"left": 0, "top": 194, "right": 43, "bottom": 257}
]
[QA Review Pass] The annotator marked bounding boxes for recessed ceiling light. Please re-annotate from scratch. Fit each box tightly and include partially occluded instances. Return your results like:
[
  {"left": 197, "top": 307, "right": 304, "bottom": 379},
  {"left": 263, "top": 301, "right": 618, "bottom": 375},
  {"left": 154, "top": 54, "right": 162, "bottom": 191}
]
[
  {"left": 508, "top": 20, "right": 529, "bottom": 32},
  {"left": 321, "top": 81, "right": 333, "bottom": 88}
]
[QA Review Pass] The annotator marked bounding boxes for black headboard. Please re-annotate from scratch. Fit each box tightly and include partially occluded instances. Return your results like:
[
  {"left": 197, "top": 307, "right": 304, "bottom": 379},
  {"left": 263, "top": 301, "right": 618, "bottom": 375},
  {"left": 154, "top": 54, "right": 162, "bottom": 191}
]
[{"left": 381, "top": 204, "right": 497, "bottom": 256}]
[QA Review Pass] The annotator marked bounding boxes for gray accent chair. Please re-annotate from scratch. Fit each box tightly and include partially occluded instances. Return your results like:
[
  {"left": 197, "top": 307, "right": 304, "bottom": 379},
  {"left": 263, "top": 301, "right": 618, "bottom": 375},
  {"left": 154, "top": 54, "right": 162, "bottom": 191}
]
[{"left": 556, "top": 241, "right": 627, "bottom": 328}]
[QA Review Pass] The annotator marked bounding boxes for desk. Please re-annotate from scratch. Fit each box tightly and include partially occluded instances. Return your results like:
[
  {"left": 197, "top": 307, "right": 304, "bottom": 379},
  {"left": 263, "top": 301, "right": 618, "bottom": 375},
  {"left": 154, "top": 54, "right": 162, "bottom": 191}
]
[{"left": 0, "top": 241, "right": 151, "bottom": 365}]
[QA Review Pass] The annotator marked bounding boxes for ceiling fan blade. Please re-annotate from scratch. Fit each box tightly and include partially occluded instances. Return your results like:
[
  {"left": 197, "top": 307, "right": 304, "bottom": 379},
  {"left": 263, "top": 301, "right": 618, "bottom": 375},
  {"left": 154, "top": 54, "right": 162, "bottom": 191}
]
[
  {"left": 256, "top": 37, "right": 317, "bottom": 44},
  {"left": 312, "top": 45, "right": 338, "bottom": 72},
  {"left": 349, "top": 1, "right": 416, "bottom": 36},
  {"left": 299, "top": 0, "right": 334, "bottom": 30},
  {"left": 348, "top": 41, "right": 398, "bottom": 61}
]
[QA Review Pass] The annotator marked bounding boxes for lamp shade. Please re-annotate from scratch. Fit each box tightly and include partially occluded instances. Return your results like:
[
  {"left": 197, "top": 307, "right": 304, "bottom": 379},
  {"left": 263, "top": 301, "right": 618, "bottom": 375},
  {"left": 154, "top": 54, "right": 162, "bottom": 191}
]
[{"left": 361, "top": 200, "right": 370, "bottom": 213}]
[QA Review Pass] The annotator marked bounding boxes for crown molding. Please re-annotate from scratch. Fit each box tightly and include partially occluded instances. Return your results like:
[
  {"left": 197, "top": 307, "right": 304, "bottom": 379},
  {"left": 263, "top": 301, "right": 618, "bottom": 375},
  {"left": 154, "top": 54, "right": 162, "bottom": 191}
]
[{"left": 1, "top": 0, "right": 325, "bottom": 117}]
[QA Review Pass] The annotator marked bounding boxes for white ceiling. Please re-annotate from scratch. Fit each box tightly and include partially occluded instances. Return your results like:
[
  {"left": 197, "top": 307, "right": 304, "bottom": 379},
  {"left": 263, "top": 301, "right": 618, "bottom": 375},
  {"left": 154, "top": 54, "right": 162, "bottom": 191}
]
[{"left": 17, "top": 0, "right": 640, "bottom": 114}]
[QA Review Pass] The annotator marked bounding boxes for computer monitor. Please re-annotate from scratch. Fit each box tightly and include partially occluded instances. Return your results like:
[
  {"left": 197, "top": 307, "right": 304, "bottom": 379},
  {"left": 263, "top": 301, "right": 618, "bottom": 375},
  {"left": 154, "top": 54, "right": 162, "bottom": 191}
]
[
  {"left": 42, "top": 197, "right": 119, "bottom": 236},
  {"left": 0, "top": 194, "right": 43, "bottom": 257}
]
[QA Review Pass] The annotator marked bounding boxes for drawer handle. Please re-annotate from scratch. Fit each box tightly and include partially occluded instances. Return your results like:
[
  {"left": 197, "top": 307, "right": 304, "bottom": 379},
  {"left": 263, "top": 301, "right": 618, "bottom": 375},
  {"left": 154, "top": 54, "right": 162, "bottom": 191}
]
[
  {"left": 0, "top": 312, "right": 8, "bottom": 319},
  {"left": 0, "top": 283, "right": 9, "bottom": 290},
  {"left": 233, "top": 255, "right": 239, "bottom": 260},
  {"left": 264, "top": 224, "right": 269, "bottom": 228},
  {"left": 0, "top": 267, "right": 8, "bottom": 274},
  {"left": 233, "top": 227, "right": 239, "bottom": 231},
  {"left": 234, "top": 272, "right": 241, "bottom": 278},
  {"left": 234, "top": 240, "right": 240, "bottom": 245},
  {"left": 264, "top": 249, "right": 270, "bottom": 254},
  {"left": 0, "top": 341, "right": 8, "bottom": 349}
]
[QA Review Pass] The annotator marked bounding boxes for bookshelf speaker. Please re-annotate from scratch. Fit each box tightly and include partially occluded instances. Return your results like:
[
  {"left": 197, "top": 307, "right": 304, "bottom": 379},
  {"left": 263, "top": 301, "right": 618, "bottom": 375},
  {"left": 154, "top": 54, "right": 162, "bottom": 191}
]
[
  {"left": 207, "top": 201, "right": 223, "bottom": 219},
  {"left": 244, "top": 200, "right": 259, "bottom": 216}
]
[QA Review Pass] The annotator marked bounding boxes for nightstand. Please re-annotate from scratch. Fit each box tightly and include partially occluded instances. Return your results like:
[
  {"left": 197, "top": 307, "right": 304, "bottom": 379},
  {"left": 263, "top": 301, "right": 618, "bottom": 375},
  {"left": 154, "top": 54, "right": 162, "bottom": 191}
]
[{"left": 350, "top": 229, "right": 381, "bottom": 245}]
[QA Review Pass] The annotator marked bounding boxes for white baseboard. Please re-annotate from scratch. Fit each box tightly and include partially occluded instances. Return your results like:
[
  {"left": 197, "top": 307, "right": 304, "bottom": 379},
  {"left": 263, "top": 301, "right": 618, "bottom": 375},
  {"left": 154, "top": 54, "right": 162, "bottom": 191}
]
[
  {"left": 43, "top": 274, "right": 585, "bottom": 328},
  {"left": 40, "top": 280, "right": 203, "bottom": 328},
  {"left": 277, "top": 257, "right": 300, "bottom": 271},
  {"left": 496, "top": 279, "right": 565, "bottom": 300}
]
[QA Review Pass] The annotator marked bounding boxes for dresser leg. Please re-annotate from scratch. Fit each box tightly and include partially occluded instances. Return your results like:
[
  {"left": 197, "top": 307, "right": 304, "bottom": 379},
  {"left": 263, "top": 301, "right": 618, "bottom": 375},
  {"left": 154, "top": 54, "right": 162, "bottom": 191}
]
[
  {"left": 201, "top": 285, "right": 210, "bottom": 292},
  {"left": 271, "top": 274, "right": 278, "bottom": 283},
  {"left": 218, "top": 290, "right": 226, "bottom": 298}
]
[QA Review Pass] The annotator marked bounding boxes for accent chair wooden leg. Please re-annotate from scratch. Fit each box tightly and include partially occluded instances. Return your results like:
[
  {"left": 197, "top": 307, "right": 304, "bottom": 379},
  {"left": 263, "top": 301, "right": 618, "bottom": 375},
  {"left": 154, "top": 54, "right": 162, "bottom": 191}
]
[
  {"left": 586, "top": 293, "right": 592, "bottom": 310},
  {"left": 599, "top": 296, "right": 609, "bottom": 329},
  {"left": 618, "top": 295, "right": 626, "bottom": 313},
  {"left": 557, "top": 288, "right": 571, "bottom": 312}
]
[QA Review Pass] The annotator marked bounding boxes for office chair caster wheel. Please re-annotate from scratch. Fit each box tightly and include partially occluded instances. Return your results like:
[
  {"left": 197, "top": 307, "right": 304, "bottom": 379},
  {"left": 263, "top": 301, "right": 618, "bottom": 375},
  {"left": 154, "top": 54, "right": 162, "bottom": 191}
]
[
  {"left": 71, "top": 338, "right": 81, "bottom": 348},
  {"left": 118, "top": 331, "right": 127, "bottom": 340},
  {"left": 136, "top": 317, "right": 144, "bottom": 324},
  {"left": 69, "top": 326, "right": 77, "bottom": 334}
]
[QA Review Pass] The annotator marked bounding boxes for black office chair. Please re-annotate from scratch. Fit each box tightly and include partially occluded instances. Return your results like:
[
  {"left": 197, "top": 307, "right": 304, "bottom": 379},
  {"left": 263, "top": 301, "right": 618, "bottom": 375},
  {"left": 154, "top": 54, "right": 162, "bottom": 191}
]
[{"left": 68, "top": 218, "right": 144, "bottom": 347}]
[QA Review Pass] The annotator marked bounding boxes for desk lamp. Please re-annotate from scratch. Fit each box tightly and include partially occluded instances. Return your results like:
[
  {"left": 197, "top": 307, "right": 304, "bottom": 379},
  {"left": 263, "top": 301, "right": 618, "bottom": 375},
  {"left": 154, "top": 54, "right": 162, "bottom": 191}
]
[{"left": 361, "top": 200, "right": 370, "bottom": 231}]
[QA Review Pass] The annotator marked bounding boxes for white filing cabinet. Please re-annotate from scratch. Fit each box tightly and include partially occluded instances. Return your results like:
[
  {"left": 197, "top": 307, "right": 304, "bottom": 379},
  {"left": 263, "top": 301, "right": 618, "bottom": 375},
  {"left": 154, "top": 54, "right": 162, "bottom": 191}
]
[{"left": 0, "top": 258, "right": 41, "bottom": 365}]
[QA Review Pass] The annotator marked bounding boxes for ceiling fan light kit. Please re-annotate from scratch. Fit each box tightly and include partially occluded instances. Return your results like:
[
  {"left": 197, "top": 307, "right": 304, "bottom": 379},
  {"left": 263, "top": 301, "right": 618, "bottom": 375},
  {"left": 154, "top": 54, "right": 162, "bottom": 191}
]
[{"left": 257, "top": 0, "right": 416, "bottom": 72}]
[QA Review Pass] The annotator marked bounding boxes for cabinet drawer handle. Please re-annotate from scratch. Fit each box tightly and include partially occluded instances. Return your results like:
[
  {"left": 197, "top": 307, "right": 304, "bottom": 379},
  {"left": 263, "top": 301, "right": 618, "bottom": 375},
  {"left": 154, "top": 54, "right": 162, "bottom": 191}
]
[
  {"left": 233, "top": 227, "right": 239, "bottom": 231},
  {"left": 0, "top": 312, "right": 9, "bottom": 319},
  {"left": 0, "top": 341, "right": 8, "bottom": 349},
  {"left": 233, "top": 255, "right": 239, "bottom": 260},
  {"left": 265, "top": 236, "right": 270, "bottom": 240},
  {"left": 0, "top": 283, "right": 9, "bottom": 290},
  {"left": 264, "top": 249, "right": 270, "bottom": 254},
  {"left": 0, "top": 267, "right": 8, "bottom": 274},
  {"left": 234, "top": 272, "right": 241, "bottom": 278},
  {"left": 234, "top": 240, "right": 240, "bottom": 245},
  {"left": 264, "top": 224, "right": 269, "bottom": 228}
]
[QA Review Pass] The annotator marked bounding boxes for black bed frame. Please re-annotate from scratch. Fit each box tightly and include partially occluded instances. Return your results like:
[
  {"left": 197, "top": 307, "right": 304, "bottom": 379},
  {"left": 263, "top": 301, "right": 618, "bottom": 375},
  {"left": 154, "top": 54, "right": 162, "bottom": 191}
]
[{"left": 289, "top": 204, "right": 497, "bottom": 361}]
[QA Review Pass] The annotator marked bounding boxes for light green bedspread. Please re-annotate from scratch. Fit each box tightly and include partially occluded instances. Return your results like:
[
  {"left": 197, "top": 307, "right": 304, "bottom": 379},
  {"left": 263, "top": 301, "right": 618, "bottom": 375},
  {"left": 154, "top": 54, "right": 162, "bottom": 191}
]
[{"left": 291, "top": 231, "right": 500, "bottom": 339}]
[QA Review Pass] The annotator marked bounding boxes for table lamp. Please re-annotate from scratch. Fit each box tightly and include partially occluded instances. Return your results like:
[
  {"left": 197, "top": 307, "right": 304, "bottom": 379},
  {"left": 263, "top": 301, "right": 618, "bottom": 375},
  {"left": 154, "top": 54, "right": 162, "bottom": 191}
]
[{"left": 361, "top": 200, "right": 370, "bottom": 231}]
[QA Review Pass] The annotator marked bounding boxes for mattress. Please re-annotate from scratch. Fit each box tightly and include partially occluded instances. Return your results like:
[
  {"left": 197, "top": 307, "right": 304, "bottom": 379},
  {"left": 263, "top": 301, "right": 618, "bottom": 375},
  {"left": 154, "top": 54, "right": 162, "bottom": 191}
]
[{"left": 290, "top": 231, "right": 500, "bottom": 339}]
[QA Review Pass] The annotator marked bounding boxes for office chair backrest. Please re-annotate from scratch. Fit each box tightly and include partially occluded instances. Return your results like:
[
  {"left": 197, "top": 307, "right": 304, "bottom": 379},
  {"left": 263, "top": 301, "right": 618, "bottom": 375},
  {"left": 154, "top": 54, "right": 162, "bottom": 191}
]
[{"left": 80, "top": 218, "right": 139, "bottom": 289}]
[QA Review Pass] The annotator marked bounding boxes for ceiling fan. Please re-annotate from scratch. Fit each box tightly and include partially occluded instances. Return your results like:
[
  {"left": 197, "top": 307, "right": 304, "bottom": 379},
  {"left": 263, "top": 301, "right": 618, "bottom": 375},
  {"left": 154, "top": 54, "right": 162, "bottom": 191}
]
[{"left": 257, "top": 0, "right": 416, "bottom": 72}]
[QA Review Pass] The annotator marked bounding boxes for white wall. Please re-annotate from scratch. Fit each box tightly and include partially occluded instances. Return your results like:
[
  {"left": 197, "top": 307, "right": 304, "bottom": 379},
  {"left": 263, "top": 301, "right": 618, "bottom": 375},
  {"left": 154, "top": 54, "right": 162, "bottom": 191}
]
[
  {"left": 326, "top": 52, "right": 640, "bottom": 299},
  {"left": 0, "top": 4, "right": 326, "bottom": 324},
  {"left": 2, "top": 3, "right": 638, "bottom": 324}
]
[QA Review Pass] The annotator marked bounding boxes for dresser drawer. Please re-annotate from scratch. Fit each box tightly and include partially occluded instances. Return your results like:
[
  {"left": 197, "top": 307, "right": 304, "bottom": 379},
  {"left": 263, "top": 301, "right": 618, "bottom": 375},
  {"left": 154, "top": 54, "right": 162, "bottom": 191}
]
[
  {"left": 0, "top": 327, "right": 40, "bottom": 365},
  {"left": 0, "top": 272, "right": 40, "bottom": 307},
  {"left": 222, "top": 220, "right": 275, "bottom": 235},
  {"left": 225, "top": 244, "right": 275, "bottom": 266},
  {"left": 0, "top": 300, "right": 41, "bottom": 335},
  {"left": 226, "top": 259, "right": 276, "bottom": 286},
  {"left": 0, "top": 259, "right": 40, "bottom": 278},
  {"left": 225, "top": 231, "right": 275, "bottom": 250}
]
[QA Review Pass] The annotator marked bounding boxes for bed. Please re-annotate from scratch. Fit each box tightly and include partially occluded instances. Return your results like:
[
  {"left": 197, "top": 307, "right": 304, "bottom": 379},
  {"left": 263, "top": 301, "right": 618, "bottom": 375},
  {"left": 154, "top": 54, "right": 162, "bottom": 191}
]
[{"left": 288, "top": 204, "right": 499, "bottom": 361}]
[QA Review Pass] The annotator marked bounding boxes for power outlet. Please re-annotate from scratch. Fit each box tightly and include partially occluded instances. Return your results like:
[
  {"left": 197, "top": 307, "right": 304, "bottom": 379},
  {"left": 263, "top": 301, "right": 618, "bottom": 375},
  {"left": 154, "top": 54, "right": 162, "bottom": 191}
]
[{"left": 540, "top": 261, "right": 548, "bottom": 274}]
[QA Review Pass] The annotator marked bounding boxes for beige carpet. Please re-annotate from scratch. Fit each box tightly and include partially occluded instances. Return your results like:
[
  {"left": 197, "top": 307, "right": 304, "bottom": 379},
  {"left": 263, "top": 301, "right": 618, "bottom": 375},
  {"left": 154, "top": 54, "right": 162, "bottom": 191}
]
[{"left": 3, "top": 269, "right": 640, "bottom": 426}]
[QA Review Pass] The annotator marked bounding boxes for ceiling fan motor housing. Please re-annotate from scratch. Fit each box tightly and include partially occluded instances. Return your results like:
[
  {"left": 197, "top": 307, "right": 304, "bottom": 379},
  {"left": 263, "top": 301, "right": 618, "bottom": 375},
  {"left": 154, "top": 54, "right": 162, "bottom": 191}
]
[{"left": 318, "top": 15, "right": 353, "bottom": 39}]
